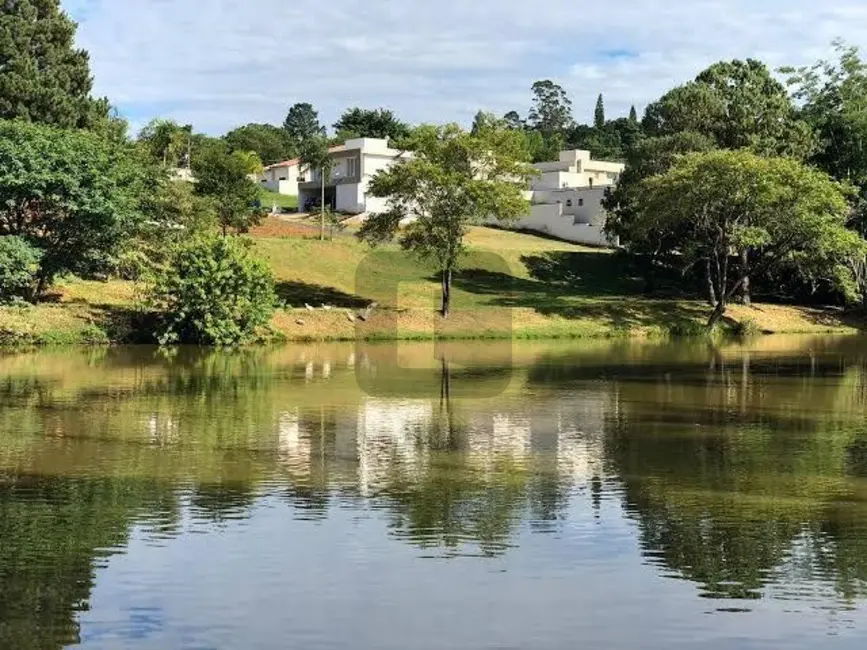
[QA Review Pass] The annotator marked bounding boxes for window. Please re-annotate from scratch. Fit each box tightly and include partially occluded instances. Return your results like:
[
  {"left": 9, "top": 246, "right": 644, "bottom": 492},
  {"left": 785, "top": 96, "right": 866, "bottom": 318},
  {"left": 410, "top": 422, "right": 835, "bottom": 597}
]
[
  {"left": 589, "top": 178, "right": 594, "bottom": 188},
  {"left": 566, "top": 199, "right": 572, "bottom": 207},
  {"left": 578, "top": 198, "right": 584, "bottom": 207},
  {"left": 347, "top": 157, "right": 358, "bottom": 177},
  {"left": 279, "top": 176, "right": 287, "bottom": 181}
]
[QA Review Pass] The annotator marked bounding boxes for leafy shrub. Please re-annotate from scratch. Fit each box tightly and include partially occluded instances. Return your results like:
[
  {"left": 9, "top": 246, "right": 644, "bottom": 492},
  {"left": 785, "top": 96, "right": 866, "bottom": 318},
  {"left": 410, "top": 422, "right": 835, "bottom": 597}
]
[
  {"left": 0, "top": 236, "right": 41, "bottom": 303},
  {"left": 149, "top": 236, "right": 276, "bottom": 345},
  {"left": 667, "top": 319, "right": 709, "bottom": 338},
  {"left": 732, "top": 317, "right": 761, "bottom": 338}
]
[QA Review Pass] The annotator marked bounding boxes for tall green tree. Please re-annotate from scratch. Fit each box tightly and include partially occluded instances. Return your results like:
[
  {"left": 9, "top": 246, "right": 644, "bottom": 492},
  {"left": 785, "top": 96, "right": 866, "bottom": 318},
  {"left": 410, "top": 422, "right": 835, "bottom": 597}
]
[
  {"left": 527, "top": 80, "right": 573, "bottom": 135},
  {"left": 0, "top": 0, "right": 110, "bottom": 129},
  {"left": 283, "top": 102, "right": 325, "bottom": 150},
  {"left": 645, "top": 59, "right": 813, "bottom": 158},
  {"left": 783, "top": 41, "right": 867, "bottom": 306},
  {"left": 192, "top": 147, "right": 264, "bottom": 235},
  {"left": 0, "top": 120, "right": 144, "bottom": 297},
  {"left": 224, "top": 123, "right": 294, "bottom": 166},
  {"left": 358, "top": 123, "right": 532, "bottom": 316},
  {"left": 332, "top": 107, "right": 410, "bottom": 142},
  {"left": 628, "top": 105, "right": 638, "bottom": 124},
  {"left": 632, "top": 150, "right": 860, "bottom": 326},
  {"left": 594, "top": 93, "right": 606, "bottom": 129},
  {"left": 298, "top": 135, "right": 333, "bottom": 241}
]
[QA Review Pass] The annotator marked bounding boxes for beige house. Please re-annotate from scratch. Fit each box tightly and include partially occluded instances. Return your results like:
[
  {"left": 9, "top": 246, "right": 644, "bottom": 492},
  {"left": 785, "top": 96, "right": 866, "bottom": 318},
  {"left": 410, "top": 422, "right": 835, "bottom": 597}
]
[{"left": 512, "top": 150, "right": 625, "bottom": 246}]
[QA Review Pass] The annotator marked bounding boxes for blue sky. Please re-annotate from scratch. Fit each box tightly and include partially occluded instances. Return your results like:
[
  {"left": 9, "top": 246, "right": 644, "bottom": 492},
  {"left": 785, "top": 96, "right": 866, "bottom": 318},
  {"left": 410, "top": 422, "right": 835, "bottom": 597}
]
[{"left": 64, "top": 0, "right": 867, "bottom": 136}]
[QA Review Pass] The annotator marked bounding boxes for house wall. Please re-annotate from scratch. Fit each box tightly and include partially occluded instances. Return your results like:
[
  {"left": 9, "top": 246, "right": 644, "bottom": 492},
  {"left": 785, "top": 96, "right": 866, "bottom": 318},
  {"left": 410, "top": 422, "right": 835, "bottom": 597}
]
[
  {"left": 511, "top": 203, "right": 613, "bottom": 246},
  {"left": 336, "top": 183, "right": 364, "bottom": 213},
  {"left": 260, "top": 164, "right": 300, "bottom": 195}
]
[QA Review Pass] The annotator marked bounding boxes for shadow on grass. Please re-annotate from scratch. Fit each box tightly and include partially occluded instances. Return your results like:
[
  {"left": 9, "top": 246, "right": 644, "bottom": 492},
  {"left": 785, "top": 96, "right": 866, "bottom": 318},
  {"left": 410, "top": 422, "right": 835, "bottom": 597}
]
[{"left": 275, "top": 281, "right": 370, "bottom": 309}]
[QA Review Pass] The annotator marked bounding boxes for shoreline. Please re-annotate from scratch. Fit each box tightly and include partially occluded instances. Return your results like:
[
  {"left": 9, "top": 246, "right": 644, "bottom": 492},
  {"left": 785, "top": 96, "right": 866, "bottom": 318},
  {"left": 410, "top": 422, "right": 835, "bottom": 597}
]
[{"left": 1, "top": 302, "right": 859, "bottom": 347}]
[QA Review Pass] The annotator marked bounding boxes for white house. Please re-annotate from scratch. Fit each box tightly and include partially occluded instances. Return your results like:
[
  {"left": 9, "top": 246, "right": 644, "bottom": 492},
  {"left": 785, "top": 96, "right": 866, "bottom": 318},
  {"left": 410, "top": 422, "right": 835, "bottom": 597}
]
[
  {"left": 259, "top": 158, "right": 303, "bottom": 196},
  {"left": 511, "top": 150, "right": 625, "bottom": 247},
  {"left": 297, "top": 138, "right": 410, "bottom": 214}
]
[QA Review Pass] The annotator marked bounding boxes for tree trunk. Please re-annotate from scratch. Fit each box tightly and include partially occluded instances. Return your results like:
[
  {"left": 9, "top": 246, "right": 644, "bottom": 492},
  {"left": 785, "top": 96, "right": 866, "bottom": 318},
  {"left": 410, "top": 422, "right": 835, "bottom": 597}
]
[
  {"left": 740, "top": 249, "right": 751, "bottom": 306},
  {"left": 320, "top": 169, "right": 326, "bottom": 241},
  {"left": 707, "top": 297, "right": 726, "bottom": 329},
  {"left": 705, "top": 258, "right": 717, "bottom": 306},
  {"left": 440, "top": 268, "right": 452, "bottom": 318}
]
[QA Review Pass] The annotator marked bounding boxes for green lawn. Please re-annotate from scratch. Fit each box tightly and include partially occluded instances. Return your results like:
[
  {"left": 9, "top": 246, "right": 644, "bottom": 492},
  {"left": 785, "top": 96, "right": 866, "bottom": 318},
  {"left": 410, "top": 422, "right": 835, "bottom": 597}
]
[
  {"left": 0, "top": 224, "right": 858, "bottom": 345},
  {"left": 259, "top": 188, "right": 298, "bottom": 211}
]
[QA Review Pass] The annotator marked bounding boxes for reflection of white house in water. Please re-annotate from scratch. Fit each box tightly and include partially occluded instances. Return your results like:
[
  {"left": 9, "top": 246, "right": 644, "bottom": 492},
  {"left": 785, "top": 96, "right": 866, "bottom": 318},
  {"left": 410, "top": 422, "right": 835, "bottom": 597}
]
[
  {"left": 356, "top": 399, "right": 433, "bottom": 496},
  {"left": 272, "top": 377, "right": 613, "bottom": 493}
]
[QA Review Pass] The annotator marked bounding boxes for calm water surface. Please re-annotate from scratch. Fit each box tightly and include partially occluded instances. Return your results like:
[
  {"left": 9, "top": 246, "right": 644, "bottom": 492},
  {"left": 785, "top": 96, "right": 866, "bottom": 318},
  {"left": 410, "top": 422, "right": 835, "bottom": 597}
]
[{"left": 2, "top": 337, "right": 867, "bottom": 649}]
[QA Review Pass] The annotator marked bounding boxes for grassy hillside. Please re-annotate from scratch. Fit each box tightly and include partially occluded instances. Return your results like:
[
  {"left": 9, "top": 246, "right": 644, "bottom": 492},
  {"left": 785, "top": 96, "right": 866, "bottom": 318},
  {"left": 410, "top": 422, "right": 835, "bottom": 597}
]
[
  {"left": 259, "top": 188, "right": 298, "bottom": 211},
  {"left": 0, "top": 220, "right": 859, "bottom": 345}
]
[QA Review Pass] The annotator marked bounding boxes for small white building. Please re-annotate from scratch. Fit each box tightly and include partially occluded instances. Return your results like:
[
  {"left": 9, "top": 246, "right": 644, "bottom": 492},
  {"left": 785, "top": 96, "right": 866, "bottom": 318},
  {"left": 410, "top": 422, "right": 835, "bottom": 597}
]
[
  {"left": 259, "top": 158, "right": 303, "bottom": 196},
  {"left": 297, "top": 138, "right": 410, "bottom": 214},
  {"left": 511, "top": 150, "right": 625, "bottom": 247}
]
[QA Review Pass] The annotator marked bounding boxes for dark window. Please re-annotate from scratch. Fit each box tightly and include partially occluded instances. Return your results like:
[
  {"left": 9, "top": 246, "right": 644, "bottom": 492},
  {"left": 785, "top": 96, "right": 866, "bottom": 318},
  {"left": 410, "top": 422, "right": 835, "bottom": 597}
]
[
  {"left": 566, "top": 199, "right": 572, "bottom": 207},
  {"left": 578, "top": 198, "right": 584, "bottom": 207},
  {"left": 279, "top": 176, "right": 287, "bottom": 181},
  {"left": 589, "top": 178, "right": 594, "bottom": 188}
]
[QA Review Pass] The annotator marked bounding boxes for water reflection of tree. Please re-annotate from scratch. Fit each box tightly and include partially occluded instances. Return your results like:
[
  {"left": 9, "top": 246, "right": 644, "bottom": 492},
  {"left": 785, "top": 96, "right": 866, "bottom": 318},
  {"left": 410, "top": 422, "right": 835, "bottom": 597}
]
[
  {"left": 604, "top": 356, "right": 867, "bottom": 602},
  {"left": 0, "top": 476, "right": 179, "bottom": 650}
]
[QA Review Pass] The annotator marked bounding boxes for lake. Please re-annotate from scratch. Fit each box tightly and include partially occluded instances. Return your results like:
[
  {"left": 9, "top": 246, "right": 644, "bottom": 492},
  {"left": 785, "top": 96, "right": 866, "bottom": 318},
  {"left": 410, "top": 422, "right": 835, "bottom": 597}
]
[{"left": 2, "top": 337, "right": 867, "bottom": 649}]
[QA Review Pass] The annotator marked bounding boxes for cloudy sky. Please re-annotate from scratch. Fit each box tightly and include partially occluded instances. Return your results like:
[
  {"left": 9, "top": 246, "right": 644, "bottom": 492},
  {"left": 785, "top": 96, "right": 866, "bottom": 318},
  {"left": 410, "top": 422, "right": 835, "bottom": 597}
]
[{"left": 64, "top": 0, "right": 867, "bottom": 136}]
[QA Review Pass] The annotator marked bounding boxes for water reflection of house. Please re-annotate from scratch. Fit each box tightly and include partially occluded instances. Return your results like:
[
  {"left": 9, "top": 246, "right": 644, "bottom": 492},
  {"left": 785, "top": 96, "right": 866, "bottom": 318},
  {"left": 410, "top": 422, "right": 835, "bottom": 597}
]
[{"left": 356, "top": 399, "right": 433, "bottom": 496}]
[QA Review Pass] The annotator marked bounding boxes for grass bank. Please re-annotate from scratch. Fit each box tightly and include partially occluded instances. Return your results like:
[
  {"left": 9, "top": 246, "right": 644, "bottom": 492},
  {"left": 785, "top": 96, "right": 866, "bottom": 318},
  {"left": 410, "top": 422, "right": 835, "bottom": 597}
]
[{"left": 0, "top": 220, "right": 860, "bottom": 345}]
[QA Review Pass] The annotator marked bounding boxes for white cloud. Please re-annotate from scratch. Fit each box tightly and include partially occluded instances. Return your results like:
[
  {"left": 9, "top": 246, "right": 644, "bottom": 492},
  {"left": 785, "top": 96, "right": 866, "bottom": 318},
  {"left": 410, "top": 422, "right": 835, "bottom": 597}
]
[{"left": 66, "top": 0, "right": 867, "bottom": 135}]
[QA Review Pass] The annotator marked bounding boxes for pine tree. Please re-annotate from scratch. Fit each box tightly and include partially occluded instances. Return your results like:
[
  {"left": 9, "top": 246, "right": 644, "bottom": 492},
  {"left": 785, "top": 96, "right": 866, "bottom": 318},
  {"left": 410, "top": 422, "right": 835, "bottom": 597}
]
[
  {"left": 594, "top": 94, "right": 606, "bottom": 130},
  {"left": 0, "top": 0, "right": 109, "bottom": 128},
  {"left": 629, "top": 105, "right": 638, "bottom": 124}
]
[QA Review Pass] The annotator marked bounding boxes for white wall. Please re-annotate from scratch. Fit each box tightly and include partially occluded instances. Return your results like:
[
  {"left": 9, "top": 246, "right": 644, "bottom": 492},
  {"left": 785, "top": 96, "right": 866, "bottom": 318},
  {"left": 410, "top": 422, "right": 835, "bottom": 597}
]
[
  {"left": 336, "top": 183, "right": 364, "bottom": 213},
  {"left": 260, "top": 164, "right": 300, "bottom": 195}
]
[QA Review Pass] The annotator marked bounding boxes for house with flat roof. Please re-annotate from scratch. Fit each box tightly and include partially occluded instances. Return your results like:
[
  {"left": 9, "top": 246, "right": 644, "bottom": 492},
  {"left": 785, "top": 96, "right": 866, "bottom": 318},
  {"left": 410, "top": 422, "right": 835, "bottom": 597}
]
[
  {"left": 297, "top": 138, "right": 410, "bottom": 214},
  {"left": 512, "top": 150, "right": 625, "bottom": 246}
]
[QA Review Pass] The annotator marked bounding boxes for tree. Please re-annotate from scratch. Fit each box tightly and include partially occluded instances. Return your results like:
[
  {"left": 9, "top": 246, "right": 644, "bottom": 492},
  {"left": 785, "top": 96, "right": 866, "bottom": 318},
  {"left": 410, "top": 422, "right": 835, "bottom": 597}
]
[
  {"left": 192, "top": 147, "right": 264, "bottom": 235},
  {"left": 149, "top": 236, "right": 276, "bottom": 346},
  {"left": 632, "top": 150, "right": 859, "bottom": 327},
  {"left": 527, "top": 80, "right": 573, "bottom": 135},
  {"left": 332, "top": 107, "right": 410, "bottom": 142},
  {"left": 0, "top": 0, "right": 110, "bottom": 129},
  {"left": 783, "top": 41, "right": 867, "bottom": 306},
  {"left": 137, "top": 119, "right": 191, "bottom": 168},
  {"left": 358, "top": 123, "right": 532, "bottom": 317},
  {"left": 283, "top": 102, "right": 325, "bottom": 150},
  {"left": 224, "top": 123, "right": 294, "bottom": 166},
  {"left": 298, "top": 135, "right": 333, "bottom": 241},
  {"left": 629, "top": 105, "right": 638, "bottom": 124},
  {"left": 645, "top": 59, "right": 813, "bottom": 158},
  {"left": 0, "top": 120, "right": 144, "bottom": 297},
  {"left": 0, "top": 236, "right": 41, "bottom": 302},
  {"left": 503, "top": 111, "right": 524, "bottom": 130},
  {"left": 594, "top": 93, "right": 606, "bottom": 130}
]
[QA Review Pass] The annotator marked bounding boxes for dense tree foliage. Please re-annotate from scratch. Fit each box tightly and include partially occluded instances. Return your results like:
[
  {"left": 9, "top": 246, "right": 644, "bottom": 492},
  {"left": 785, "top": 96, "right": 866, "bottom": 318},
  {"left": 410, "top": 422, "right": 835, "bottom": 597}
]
[
  {"left": 332, "top": 107, "right": 410, "bottom": 142},
  {"left": 0, "top": 236, "right": 41, "bottom": 302},
  {"left": 0, "top": 120, "right": 144, "bottom": 296},
  {"left": 528, "top": 80, "right": 574, "bottom": 135},
  {"left": 359, "top": 123, "right": 532, "bottom": 316},
  {"left": 645, "top": 59, "right": 812, "bottom": 158},
  {"left": 137, "top": 119, "right": 192, "bottom": 167},
  {"left": 150, "top": 236, "right": 276, "bottom": 345},
  {"left": 192, "top": 146, "right": 264, "bottom": 235},
  {"left": 632, "top": 150, "right": 860, "bottom": 326},
  {"left": 224, "top": 123, "right": 294, "bottom": 165},
  {"left": 0, "top": 0, "right": 110, "bottom": 129}
]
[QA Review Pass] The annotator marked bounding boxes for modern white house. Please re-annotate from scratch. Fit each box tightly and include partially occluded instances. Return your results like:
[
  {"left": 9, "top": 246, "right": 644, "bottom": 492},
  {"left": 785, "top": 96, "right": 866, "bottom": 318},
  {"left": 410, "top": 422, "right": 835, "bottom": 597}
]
[
  {"left": 297, "top": 137, "right": 411, "bottom": 214},
  {"left": 509, "top": 150, "right": 625, "bottom": 246}
]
